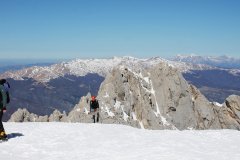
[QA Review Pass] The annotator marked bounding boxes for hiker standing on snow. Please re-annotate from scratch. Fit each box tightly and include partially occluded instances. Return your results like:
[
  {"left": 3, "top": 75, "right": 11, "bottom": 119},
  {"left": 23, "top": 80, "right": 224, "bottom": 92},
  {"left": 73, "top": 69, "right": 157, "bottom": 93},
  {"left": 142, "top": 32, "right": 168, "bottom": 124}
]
[
  {"left": 0, "top": 79, "right": 10, "bottom": 140},
  {"left": 90, "top": 96, "right": 99, "bottom": 123}
]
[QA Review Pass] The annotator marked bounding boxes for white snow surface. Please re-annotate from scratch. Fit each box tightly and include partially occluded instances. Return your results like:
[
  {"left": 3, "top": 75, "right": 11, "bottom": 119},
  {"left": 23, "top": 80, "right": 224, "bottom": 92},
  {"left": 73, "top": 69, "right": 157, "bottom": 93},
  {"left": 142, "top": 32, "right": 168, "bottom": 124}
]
[
  {"left": 213, "top": 102, "right": 223, "bottom": 107},
  {"left": 1, "top": 123, "right": 240, "bottom": 160}
]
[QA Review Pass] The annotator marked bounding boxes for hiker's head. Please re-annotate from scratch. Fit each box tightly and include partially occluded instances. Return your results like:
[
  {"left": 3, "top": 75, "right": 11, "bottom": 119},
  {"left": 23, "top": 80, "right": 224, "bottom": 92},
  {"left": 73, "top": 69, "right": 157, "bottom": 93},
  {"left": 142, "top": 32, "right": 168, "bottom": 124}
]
[
  {"left": 0, "top": 79, "right": 10, "bottom": 90},
  {"left": 91, "top": 96, "right": 96, "bottom": 101},
  {"left": 0, "top": 79, "right": 6, "bottom": 85}
]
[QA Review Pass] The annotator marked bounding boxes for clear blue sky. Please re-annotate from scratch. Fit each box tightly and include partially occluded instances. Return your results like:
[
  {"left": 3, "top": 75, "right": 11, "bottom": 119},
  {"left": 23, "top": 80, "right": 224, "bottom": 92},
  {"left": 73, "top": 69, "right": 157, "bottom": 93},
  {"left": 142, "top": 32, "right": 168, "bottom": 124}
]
[{"left": 0, "top": 0, "right": 240, "bottom": 59}]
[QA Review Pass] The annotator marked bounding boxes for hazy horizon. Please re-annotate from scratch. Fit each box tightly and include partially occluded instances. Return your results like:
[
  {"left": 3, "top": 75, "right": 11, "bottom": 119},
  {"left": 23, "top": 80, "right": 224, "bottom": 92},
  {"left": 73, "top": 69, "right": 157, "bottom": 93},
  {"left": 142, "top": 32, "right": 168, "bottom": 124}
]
[{"left": 0, "top": 54, "right": 240, "bottom": 62}]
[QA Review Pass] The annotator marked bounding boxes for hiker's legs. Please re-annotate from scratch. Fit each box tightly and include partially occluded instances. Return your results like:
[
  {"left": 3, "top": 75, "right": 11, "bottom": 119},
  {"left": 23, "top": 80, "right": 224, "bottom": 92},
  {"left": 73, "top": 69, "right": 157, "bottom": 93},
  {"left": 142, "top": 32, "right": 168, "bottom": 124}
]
[
  {"left": 97, "top": 112, "right": 99, "bottom": 122},
  {"left": 92, "top": 114, "right": 95, "bottom": 123},
  {"left": 0, "top": 109, "right": 7, "bottom": 139},
  {"left": 0, "top": 110, "right": 4, "bottom": 133}
]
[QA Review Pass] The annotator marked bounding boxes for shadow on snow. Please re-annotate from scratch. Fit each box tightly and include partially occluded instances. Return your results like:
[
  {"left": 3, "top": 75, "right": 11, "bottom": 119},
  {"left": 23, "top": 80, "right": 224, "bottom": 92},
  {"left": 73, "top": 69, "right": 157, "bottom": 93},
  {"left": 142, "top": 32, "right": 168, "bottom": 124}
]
[{"left": 7, "top": 133, "right": 24, "bottom": 140}]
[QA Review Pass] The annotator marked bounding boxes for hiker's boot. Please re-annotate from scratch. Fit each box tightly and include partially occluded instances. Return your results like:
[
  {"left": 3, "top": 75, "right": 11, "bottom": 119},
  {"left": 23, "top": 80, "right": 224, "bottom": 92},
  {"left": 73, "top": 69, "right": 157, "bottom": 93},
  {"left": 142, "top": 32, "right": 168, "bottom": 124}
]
[{"left": 0, "top": 131, "right": 7, "bottom": 140}]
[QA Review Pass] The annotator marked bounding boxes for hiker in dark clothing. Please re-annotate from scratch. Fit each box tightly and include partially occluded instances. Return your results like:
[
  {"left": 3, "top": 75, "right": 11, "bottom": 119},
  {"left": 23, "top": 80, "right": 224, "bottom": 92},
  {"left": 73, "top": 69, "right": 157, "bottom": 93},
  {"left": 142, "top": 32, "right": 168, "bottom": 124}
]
[
  {"left": 90, "top": 96, "right": 99, "bottom": 123},
  {"left": 0, "top": 79, "right": 9, "bottom": 140}
]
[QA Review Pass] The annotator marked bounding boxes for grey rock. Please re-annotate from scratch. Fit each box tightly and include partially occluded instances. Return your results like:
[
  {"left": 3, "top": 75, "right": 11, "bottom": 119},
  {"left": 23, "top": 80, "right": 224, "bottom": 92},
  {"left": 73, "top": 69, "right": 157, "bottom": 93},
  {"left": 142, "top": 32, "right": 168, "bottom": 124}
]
[
  {"left": 8, "top": 108, "right": 48, "bottom": 122},
  {"left": 67, "top": 93, "right": 93, "bottom": 123},
  {"left": 48, "top": 109, "right": 67, "bottom": 122},
  {"left": 36, "top": 115, "right": 49, "bottom": 122},
  {"left": 213, "top": 95, "right": 240, "bottom": 130},
  {"left": 97, "top": 62, "right": 240, "bottom": 130},
  {"left": 8, "top": 108, "right": 33, "bottom": 122}
]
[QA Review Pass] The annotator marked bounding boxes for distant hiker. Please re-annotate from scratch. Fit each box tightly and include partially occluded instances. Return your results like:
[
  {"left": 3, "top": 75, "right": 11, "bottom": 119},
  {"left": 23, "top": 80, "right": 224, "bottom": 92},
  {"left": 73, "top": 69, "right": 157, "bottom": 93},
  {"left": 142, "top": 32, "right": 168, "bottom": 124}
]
[
  {"left": 90, "top": 96, "right": 99, "bottom": 123},
  {"left": 0, "top": 79, "right": 10, "bottom": 140}
]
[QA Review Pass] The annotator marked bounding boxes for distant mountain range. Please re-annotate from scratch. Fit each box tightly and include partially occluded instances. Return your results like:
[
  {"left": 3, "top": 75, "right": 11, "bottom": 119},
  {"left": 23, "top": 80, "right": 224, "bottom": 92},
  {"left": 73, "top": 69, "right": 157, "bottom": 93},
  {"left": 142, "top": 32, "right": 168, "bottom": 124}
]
[
  {"left": 0, "top": 56, "right": 218, "bottom": 82},
  {"left": 171, "top": 55, "right": 240, "bottom": 103},
  {"left": 172, "top": 54, "right": 240, "bottom": 69},
  {"left": 0, "top": 59, "right": 66, "bottom": 73},
  {"left": 1, "top": 55, "right": 240, "bottom": 121},
  {"left": 0, "top": 63, "right": 54, "bottom": 73}
]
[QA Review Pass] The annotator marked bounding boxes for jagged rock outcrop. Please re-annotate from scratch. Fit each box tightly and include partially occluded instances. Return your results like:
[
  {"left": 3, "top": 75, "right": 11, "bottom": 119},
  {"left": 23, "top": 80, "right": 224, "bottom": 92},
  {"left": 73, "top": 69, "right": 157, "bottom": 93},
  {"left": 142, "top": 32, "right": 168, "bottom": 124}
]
[
  {"left": 8, "top": 95, "right": 93, "bottom": 123},
  {"left": 97, "top": 62, "right": 240, "bottom": 130},
  {"left": 212, "top": 95, "right": 240, "bottom": 130},
  {"left": 66, "top": 93, "right": 93, "bottom": 123},
  {"left": 8, "top": 108, "right": 48, "bottom": 122},
  {"left": 48, "top": 110, "right": 67, "bottom": 122},
  {"left": 8, "top": 108, "right": 67, "bottom": 122}
]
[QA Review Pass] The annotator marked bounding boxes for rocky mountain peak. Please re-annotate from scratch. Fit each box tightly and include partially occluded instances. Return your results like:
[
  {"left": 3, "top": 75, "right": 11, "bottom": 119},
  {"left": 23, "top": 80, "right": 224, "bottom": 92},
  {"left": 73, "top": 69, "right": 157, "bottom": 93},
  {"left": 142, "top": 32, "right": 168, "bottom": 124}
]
[
  {"left": 96, "top": 62, "right": 240, "bottom": 130},
  {"left": 8, "top": 62, "right": 240, "bottom": 130}
]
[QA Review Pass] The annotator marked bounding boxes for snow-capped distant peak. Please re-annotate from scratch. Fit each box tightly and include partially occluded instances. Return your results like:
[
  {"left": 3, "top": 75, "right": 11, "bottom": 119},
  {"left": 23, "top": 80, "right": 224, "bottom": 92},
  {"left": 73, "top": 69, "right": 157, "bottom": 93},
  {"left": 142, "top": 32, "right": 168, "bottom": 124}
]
[
  {"left": 172, "top": 54, "right": 240, "bottom": 69},
  {"left": 0, "top": 57, "right": 160, "bottom": 82}
]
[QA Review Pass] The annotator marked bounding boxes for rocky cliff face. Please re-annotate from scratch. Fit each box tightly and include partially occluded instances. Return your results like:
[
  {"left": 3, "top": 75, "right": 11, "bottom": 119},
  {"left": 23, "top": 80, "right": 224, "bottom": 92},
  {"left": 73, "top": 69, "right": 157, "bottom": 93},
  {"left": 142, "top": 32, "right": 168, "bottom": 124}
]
[
  {"left": 96, "top": 62, "right": 240, "bottom": 130},
  {"left": 9, "top": 62, "right": 240, "bottom": 130},
  {"left": 97, "top": 63, "right": 202, "bottom": 129}
]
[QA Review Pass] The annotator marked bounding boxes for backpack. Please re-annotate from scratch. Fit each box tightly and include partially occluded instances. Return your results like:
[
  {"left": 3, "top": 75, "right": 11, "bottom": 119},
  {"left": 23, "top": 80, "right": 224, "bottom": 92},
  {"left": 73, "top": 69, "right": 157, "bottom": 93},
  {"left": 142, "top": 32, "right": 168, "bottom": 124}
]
[
  {"left": 3, "top": 82, "right": 10, "bottom": 104},
  {"left": 90, "top": 100, "right": 99, "bottom": 109},
  {"left": 0, "top": 85, "right": 7, "bottom": 108},
  {"left": 6, "top": 92, "right": 10, "bottom": 104}
]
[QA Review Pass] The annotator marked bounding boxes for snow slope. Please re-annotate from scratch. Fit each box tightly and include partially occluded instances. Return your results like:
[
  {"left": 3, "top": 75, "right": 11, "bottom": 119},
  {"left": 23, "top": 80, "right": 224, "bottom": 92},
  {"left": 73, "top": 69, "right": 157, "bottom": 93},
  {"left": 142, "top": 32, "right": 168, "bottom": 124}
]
[{"left": 1, "top": 123, "right": 240, "bottom": 160}]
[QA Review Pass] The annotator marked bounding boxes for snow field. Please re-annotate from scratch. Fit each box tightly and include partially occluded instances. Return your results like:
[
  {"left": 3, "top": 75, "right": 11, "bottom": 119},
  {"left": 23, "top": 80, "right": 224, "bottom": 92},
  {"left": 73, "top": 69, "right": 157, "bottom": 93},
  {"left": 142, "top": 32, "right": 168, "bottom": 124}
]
[{"left": 1, "top": 123, "right": 240, "bottom": 160}]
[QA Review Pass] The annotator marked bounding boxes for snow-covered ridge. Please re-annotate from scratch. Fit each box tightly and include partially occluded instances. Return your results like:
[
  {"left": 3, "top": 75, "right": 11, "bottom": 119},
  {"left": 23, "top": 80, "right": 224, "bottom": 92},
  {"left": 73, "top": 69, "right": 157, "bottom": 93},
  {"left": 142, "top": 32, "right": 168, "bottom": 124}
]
[{"left": 0, "top": 56, "right": 221, "bottom": 82}]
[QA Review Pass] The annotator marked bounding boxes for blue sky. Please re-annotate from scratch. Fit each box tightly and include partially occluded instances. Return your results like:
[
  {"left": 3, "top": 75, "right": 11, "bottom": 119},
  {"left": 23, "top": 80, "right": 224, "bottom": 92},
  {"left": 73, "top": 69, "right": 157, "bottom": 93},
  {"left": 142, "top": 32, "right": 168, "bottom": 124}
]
[{"left": 0, "top": 0, "right": 240, "bottom": 59}]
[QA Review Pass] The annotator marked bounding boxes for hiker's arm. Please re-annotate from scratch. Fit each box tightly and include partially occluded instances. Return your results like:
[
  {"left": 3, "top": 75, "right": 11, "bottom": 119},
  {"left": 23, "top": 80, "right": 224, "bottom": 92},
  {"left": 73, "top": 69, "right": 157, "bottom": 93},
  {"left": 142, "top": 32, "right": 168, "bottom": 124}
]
[
  {"left": 97, "top": 101, "right": 99, "bottom": 108},
  {"left": 0, "top": 91, "right": 2, "bottom": 103},
  {"left": 0, "top": 90, "right": 3, "bottom": 111},
  {"left": 89, "top": 101, "right": 92, "bottom": 112},
  {"left": 0, "top": 89, "right": 7, "bottom": 108}
]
